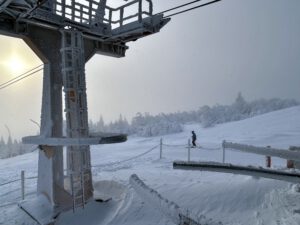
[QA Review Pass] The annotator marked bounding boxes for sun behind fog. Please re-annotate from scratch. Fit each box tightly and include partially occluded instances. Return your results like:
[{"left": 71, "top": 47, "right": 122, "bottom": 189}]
[
  {"left": 0, "top": 35, "right": 42, "bottom": 79},
  {"left": 5, "top": 55, "right": 26, "bottom": 75}
]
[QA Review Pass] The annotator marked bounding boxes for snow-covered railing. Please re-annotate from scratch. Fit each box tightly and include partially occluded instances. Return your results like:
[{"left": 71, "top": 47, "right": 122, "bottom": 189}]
[
  {"left": 160, "top": 138, "right": 192, "bottom": 161},
  {"left": 105, "top": 0, "right": 153, "bottom": 27},
  {"left": 222, "top": 141, "right": 300, "bottom": 164},
  {"left": 52, "top": 0, "right": 153, "bottom": 28},
  {"left": 130, "top": 174, "right": 221, "bottom": 225},
  {"left": 0, "top": 170, "right": 37, "bottom": 206},
  {"left": 173, "top": 161, "right": 300, "bottom": 183},
  {"left": 92, "top": 144, "right": 159, "bottom": 168},
  {"left": 160, "top": 138, "right": 221, "bottom": 161},
  {"left": 92, "top": 138, "right": 219, "bottom": 169}
]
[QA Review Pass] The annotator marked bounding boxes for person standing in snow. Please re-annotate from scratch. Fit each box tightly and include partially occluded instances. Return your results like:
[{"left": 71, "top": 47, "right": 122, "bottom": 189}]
[{"left": 191, "top": 131, "right": 197, "bottom": 147}]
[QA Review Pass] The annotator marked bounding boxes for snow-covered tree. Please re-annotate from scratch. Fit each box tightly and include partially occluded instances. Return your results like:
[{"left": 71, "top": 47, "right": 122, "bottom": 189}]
[
  {"left": 97, "top": 115, "right": 105, "bottom": 131},
  {"left": 233, "top": 92, "right": 251, "bottom": 117},
  {"left": 88, "top": 95, "right": 298, "bottom": 136},
  {"left": 0, "top": 136, "right": 6, "bottom": 158},
  {"left": 6, "top": 135, "right": 13, "bottom": 157},
  {"left": 0, "top": 136, "right": 4, "bottom": 146}
]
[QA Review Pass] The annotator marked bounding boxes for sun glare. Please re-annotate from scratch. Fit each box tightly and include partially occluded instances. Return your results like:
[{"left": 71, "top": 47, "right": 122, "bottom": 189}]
[{"left": 5, "top": 56, "right": 26, "bottom": 75}]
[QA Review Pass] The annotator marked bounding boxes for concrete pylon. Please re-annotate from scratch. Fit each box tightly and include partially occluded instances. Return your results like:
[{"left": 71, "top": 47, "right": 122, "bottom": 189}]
[{"left": 22, "top": 26, "right": 70, "bottom": 217}]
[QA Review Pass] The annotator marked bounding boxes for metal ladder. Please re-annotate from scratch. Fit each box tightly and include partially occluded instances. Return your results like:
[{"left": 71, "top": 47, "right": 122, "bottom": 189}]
[
  {"left": 61, "top": 29, "right": 91, "bottom": 211},
  {"left": 70, "top": 171, "right": 85, "bottom": 211},
  {"left": 60, "top": 29, "right": 88, "bottom": 135}
]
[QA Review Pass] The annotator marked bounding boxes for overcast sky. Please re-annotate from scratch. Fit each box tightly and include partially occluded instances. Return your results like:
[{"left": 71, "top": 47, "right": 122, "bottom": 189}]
[{"left": 0, "top": 0, "right": 299, "bottom": 139}]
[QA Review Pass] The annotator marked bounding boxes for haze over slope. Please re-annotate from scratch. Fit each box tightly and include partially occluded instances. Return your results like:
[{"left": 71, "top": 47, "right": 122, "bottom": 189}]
[{"left": 0, "top": 106, "right": 299, "bottom": 225}]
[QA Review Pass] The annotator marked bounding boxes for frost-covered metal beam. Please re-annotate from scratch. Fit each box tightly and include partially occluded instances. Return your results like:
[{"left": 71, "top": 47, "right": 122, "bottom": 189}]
[
  {"left": 130, "top": 174, "right": 221, "bottom": 225},
  {"left": 0, "top": 0, "right": 169, "bottom": 44},
  {"left": 0, "top": 0, "right": 35, "bottom": 18},
  {"left": 109, "top": 14, "right": 170, "bottom": 42},
  {"left": 173, "top": 161, "right": 300, "bottom": 183},
  {"left": 0, "top": 0, "right": 13, "bottom": 13},
  {"left": 223, "top": 141, "right": 300, "bottom": 161},
  {"left": 22, "top": 133, "right": 127, "bottom": 146}
]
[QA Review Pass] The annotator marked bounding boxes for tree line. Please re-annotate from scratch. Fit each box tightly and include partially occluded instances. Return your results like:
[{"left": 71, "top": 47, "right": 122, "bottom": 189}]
[
  {"left": 0, "top": 135, "right": 34, "bottom": 159},
  {"left": 90, "top": 93, "right": 299, "bottom": 136},
  {"left": 1, "top": 93, "right": 299, "bottom": 158}
]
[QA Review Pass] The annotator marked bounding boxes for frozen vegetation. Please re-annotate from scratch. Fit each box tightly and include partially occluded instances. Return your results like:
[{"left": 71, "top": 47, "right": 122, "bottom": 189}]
[
  {"left": 0, "top": 136, "right": 35, "bottom": 159},
  {"left": 0, "top": 105, "right": 299, "bottom": 225},
  {"left": 90, "top": 93, "right": 299, "bottom": 136}
]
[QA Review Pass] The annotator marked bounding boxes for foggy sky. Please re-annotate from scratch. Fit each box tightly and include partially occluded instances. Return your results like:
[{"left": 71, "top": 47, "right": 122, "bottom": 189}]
[{"left": 0, "top": 0, "right": 300, "bottom": 139}]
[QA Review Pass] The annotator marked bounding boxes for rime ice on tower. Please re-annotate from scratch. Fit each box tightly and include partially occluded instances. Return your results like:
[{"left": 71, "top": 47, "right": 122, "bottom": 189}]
[{"left": 0, "top": 0, "right": 169, "bottom": 223}]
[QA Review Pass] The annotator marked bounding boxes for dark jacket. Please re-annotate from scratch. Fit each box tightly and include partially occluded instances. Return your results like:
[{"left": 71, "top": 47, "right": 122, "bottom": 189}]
[{"left": 192, "top": 132, "right": 196, "bottom": 141}]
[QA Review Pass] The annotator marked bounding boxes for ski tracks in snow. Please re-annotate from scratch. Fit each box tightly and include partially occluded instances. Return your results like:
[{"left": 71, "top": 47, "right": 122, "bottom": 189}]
[
  {"left": 255, "top": 185, "right": 300, "bottom": 225},
  {"left": 106, "top": 185, "right": 134, "bottom": 225}
]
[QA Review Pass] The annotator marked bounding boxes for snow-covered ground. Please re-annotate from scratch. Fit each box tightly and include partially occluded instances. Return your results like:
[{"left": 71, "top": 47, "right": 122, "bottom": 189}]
[{"left": 0, "top": 106, "right": 300, "bottom": 225}]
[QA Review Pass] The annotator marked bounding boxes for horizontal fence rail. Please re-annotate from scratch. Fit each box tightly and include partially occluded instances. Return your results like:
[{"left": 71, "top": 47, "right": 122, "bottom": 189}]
[
  {"left": 222, "top": 141, "right": 300, "bottom": 161},
  {"left": 0, "top": 170, "right": 38, "bottom": 207},
  {"left": 173, "top": 161, "right": 300, "bottom": 183},
  {"left": 92, "top": 144, "right": 159, "bottom": 168}
]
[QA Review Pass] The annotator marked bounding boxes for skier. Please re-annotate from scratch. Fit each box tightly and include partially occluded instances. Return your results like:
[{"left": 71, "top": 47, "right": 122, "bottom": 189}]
[{"left": 191, "top": 131, "right": 197, "bottom": 147}]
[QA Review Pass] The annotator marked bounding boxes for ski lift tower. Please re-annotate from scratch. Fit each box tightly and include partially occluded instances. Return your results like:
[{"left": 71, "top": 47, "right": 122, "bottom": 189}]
[{"left": 0, "top": 0, "right": 169, "bottom": 223}]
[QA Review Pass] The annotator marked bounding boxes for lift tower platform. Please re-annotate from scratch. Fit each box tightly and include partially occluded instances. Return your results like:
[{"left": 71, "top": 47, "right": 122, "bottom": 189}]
[{"left": 0, "top": 0, "right": 169, "bottom": 224}]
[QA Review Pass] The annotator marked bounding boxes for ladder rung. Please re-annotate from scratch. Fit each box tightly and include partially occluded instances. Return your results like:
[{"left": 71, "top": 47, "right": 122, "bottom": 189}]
[{"left": 74, "top": 196, "right": 83, "bottom": 199}]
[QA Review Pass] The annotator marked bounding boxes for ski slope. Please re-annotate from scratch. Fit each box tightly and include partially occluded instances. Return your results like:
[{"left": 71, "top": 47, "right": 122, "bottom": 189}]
[{"left": 0, "top": 106, "right": 300, "bottom": 225}]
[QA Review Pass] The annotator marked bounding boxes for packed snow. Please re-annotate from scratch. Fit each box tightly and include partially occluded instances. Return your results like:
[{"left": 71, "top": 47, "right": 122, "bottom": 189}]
[{"left": 0, "top": 106, "right": 300, "bottom": 225}]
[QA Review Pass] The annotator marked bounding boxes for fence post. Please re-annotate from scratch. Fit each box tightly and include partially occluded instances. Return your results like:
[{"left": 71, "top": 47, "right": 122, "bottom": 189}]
[
  {"left": 222, "top": 140, "right": 225, "bottom": 163},
  {"left": 289, "top": 146, "right": 300, "bottom": 169},
  {"left": 160, "top": 138, "right": 163, "bottom": 159},
  {"left": 287, "top": 146, "right": 297, "bottom": 169},
  {"left": 265, "top": 146, "right": 271, "bottom": 168},
  {"left": 188, "top": 139, "right": 191, "bottom": 162},
  {"left": 265, "top": 156, "right": 271, "bottom": 168},
  {"left": 21, "top": 170, "right": 25, "bottom": 200}
]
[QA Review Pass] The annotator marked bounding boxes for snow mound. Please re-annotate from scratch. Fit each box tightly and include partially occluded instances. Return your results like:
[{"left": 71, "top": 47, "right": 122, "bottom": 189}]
[
  {"left": 56, "top": 180, "right": 131, "bottom": 225},
  {"left": 94, "top": 180, "right": 127, "bottom": 202}
]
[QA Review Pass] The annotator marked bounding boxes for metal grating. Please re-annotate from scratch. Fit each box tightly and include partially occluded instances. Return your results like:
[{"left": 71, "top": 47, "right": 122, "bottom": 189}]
[{"left": 53, "top": 0, "right": 153, "bottom": 28}]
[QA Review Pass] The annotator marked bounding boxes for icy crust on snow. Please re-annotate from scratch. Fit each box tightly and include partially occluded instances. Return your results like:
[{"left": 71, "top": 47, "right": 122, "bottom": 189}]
[
  {"left": 130, "top": 174, "right": 221, "bottom": 225},
  {"left": 255, "top": 185, "right": 300, "bottom": 225},
  {"left": 223, "top": 141, "right": 300, "bottom": 161}
]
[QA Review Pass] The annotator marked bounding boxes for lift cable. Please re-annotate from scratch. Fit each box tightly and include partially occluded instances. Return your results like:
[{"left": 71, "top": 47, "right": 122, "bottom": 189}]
[
  {"left": 155, "top": 0, "right": 204, "bottom": 15},
  {"left": 0, "top": 65, "right": 43, "bottom": 90},
  {"left": 0, "top": 68, "right": 43, "bottom": 90},
  {"left": 0, "top": 64, "right": 43, "bottom": 88},
  {"left": 158, "top": 0, "right": 222, "bottom": 19}
]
